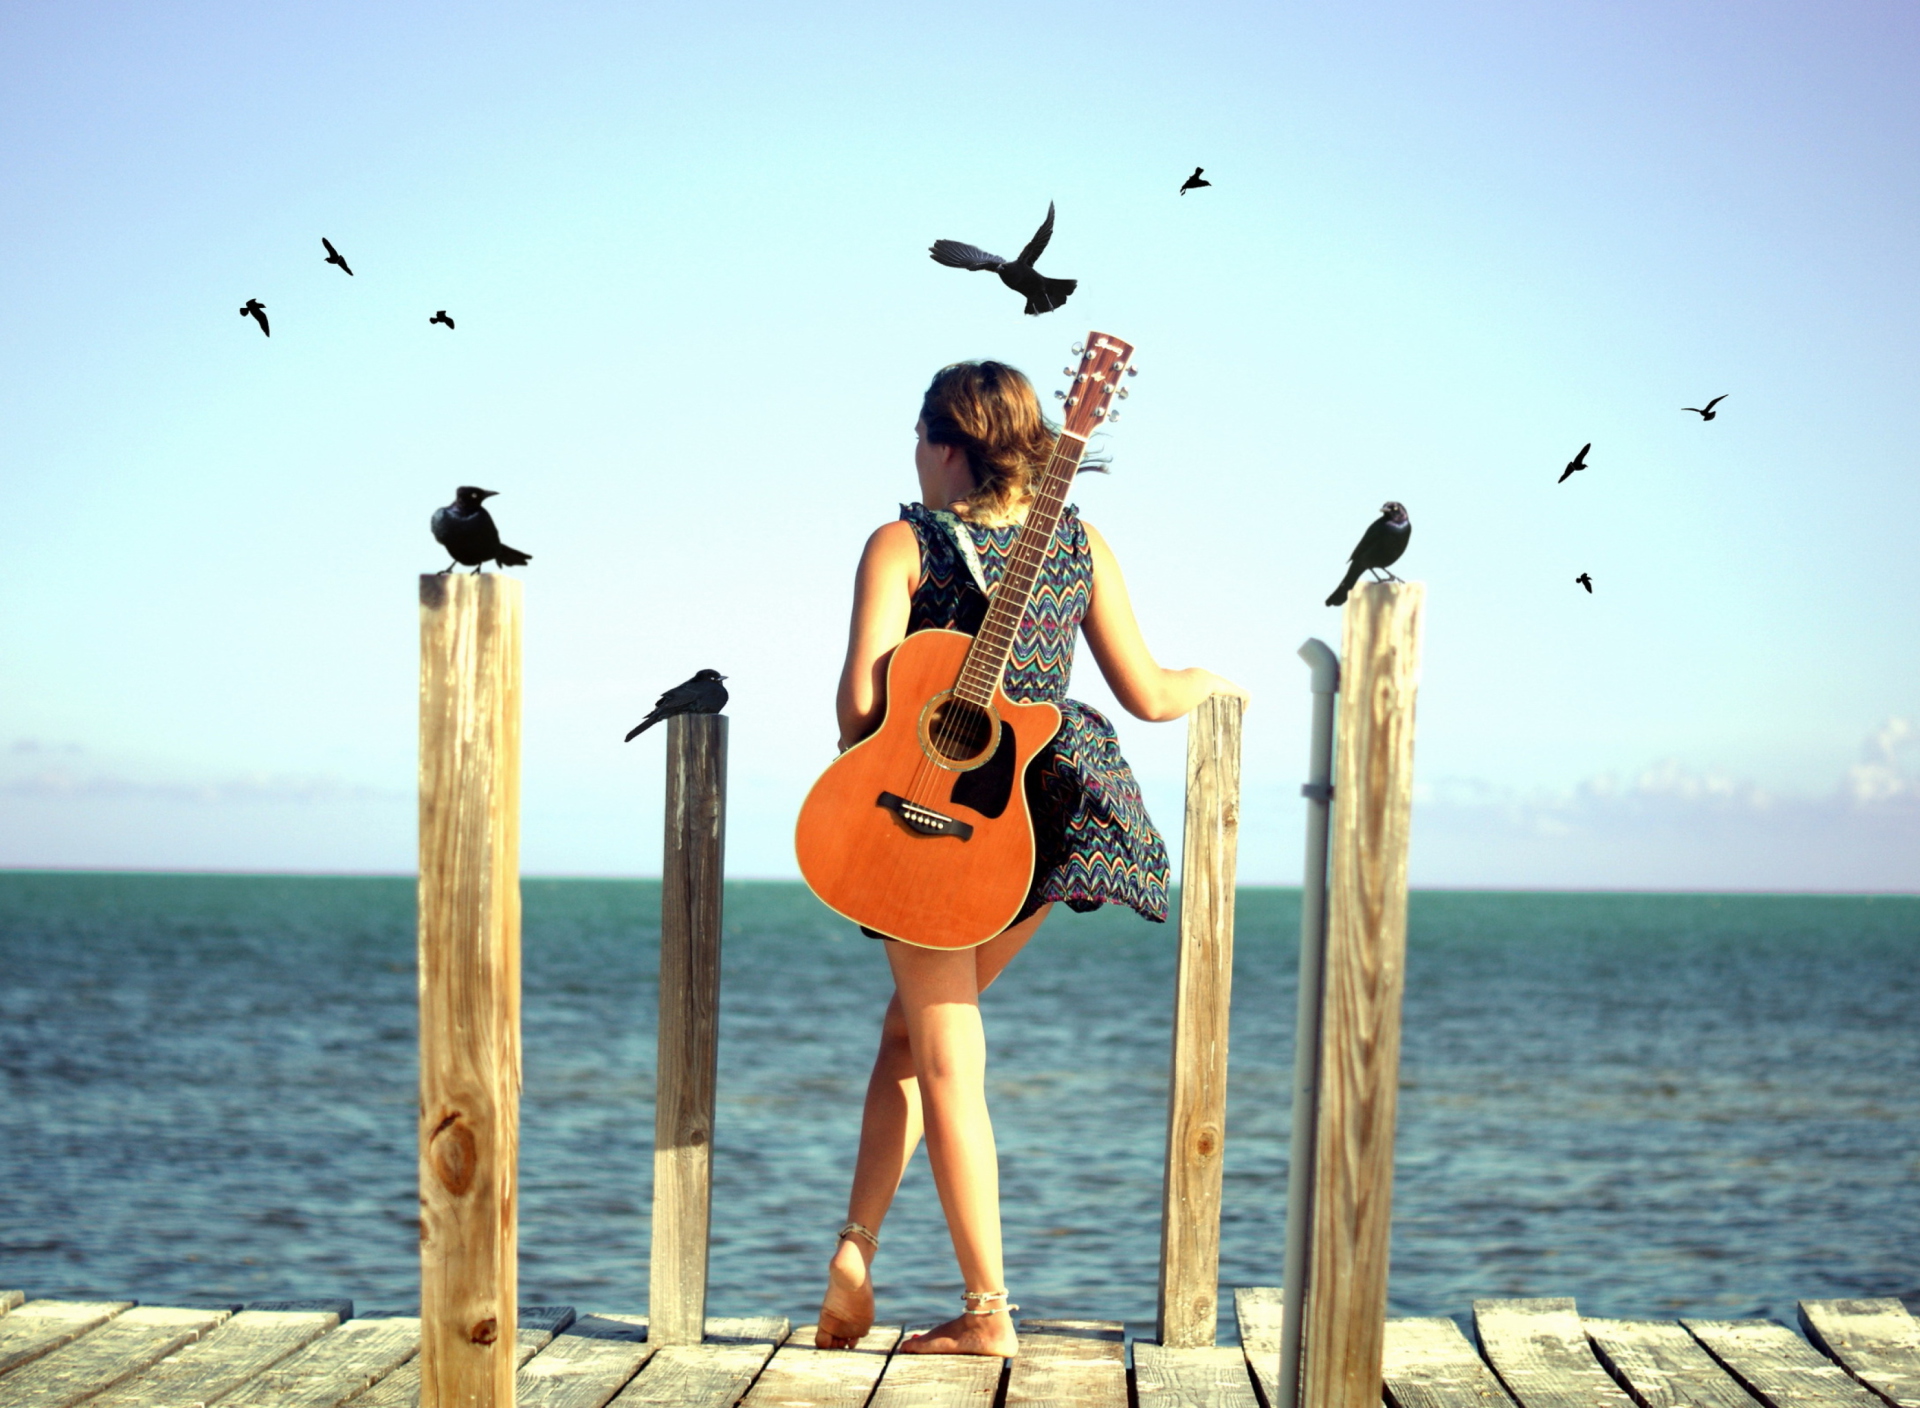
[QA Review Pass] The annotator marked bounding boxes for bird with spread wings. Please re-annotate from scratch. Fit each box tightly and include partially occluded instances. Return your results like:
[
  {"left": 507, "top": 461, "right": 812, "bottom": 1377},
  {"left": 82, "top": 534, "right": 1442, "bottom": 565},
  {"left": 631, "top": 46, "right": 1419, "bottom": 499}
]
[{"left": 928, "top": 202, "right": 1077, "bottom": 316}]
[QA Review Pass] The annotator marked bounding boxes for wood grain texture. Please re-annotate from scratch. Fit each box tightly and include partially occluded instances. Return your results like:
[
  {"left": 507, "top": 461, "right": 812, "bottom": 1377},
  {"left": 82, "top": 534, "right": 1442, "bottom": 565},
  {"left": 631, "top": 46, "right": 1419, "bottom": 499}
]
[
  {"left": 1381, "top": 1317, "right": 1518, "bottom": 1408},
  {"left": 1233, "top": 1289, "right": 1284, "bottom": 1407},
  {"left": 606, "top": 1343, "right": 773, "bottom": 1407},
  {"left": 1585, "top": 1319, "right": 1766, "bottom": 1408},
  {"left": 865, "top": 1345, "right": 1004, "bottom": 1408},
  {"left": 1135, "top": 1342, "right": 1264, "bottom": 1408},
  {"left": 1685, "top": 1320, "right": 1890, "bottom": 1408},
  {"left": 1473, "top": 1300, "right": 1637, "bottom": 1408},
  {"left": 0, "top": 1305, "right": 231, "bottom": 1408},
  {"left": 1798, "top": 1301, "right": 1920, "bottom": 1408},
  {"left": 85, "top": 1308, "right": 339, "bottom": 1408},
  {"left": 1301, "top": 583, "right": 1424, "bottom": 1408},
  {"left": 738, "top": 1324, "right": 900, "bottom": 1408},
  {"left": 346, "top": 1309, "right": 573, "bottom": 1408},
  {"left": 226, "top": 1317, "right": 421, "bottom": 1408},
  {"left": 515, "top": 1316, "right": 653, "bottom": 1408},
  {"left": 246, "top": 1302, "right": 356, "bottom": 1319},
  {"left": 1, "top": 1292, "right": 24, "bottom": 1316},
  {"left": 702, "top": 1319, "right": 791, "bottom": 1347},
  {"left": 0, "top": 1300, "right": 135, "bottom": 1377},
  {"left": 417, "top": 572, "right": 524, "bottom": 1408},
  {"left": 1158, "top": 692, "right": 1245, "bottom": 1348},
  {"left": 649, "top": 714, "right": 728, "bottom": 1348},
  {"left": 1006, "top": 1319, "right": 1127, "bottom": 1408}
]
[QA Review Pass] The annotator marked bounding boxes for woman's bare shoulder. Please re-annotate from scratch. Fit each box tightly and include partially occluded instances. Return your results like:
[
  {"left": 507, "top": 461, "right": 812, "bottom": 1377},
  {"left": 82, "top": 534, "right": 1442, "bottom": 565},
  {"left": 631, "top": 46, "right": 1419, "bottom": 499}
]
[{"left": 862, "top": 517, "right": 919, "bottom": 560}]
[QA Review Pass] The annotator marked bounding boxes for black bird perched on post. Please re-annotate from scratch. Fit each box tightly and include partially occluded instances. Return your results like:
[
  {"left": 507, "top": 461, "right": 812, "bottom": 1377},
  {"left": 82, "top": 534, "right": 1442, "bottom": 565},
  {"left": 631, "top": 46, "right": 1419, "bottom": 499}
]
[
  {"left": 1558, "top": 443, "right": 1591, "bottom": 483},
  {"left": 928, "top": 201, "right": 1077, "bottom": 316},
  {"left": 625, "top": 670, "right": 729, "bottom": 740},
  {"left": 429, "top": 310, "right": 455, "bottom": 329},
  {"left": 1576, "top": 572, "right": 1593, "bottom": 593},
  {"left": 1683, "top": 395, "right": 1727, "bottom": 420},
  {"left": 1325, "top": 502, "right": 1412, "bottom": 607},
  {"left": 321, "top": 238, "right": 353, "bottom": 276},
  {"left": 430, "top": 487, "right": 531, "bottom": 572},
  {"left": 240, "top": 298, "right": 269, "bottom": 336},
  {"left": 1179, "top": 166, "right": 1211, "bottom": 195}
]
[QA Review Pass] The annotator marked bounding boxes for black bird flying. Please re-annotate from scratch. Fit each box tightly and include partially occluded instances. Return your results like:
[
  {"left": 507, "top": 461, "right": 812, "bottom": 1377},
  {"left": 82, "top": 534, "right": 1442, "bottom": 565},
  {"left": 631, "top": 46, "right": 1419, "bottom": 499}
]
[
  {"left": 1179, "top": 166, "right": 1211, "bottom": 195},
  {"left": 322, "top": 238, "right": 353, "bottom": 276},
  {"left": 1558, "top": 443, "right": 1591, "bottom": 483},
  {"left": 240, "top": 298, "right": 269, "bottom": 337},
  {"left": 1325, "top": 502, "right": 1412, "bottom": 607},
  {"left": 1576, "top": 572, "right": 1593, "bottom": 593},
  {"left": 429, "top": 310, "right": 455, "bottom": 329},
  {"left": 625, "top": 670, "right": 729, "bottom": 740},
  {"left": 430, "top": 486, "right": 531, "bottom": 572},
  {"left": 1683, "top": 395, "right": 1727, "bottom": 420},
  {"left": 929, "top": 202, "right": 1077, "bottom": 316}
]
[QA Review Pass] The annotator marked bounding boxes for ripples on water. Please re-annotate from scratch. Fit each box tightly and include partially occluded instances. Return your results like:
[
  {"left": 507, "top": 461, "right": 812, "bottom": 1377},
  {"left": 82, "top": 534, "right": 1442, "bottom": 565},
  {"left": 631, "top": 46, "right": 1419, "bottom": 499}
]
[{"left": 1, "top": 875, "right": 1914, "bottom": 1335}]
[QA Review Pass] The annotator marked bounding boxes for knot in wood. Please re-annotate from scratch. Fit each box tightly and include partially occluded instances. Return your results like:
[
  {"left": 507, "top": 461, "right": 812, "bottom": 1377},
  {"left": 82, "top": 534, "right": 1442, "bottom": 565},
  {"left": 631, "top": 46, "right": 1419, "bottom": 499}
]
[
  {"left": 1192, "top": 1125, "right": 1220, "bottom": 1159},
  {"left": 469, "top": 1317, "right": 498, "bottom": 1345},
  {"left": 688, "top": 1126, "right": 708, "bottom": 1146},
  {"left": 429, "top": 1114, "right": 478, "bottom": 1196}
]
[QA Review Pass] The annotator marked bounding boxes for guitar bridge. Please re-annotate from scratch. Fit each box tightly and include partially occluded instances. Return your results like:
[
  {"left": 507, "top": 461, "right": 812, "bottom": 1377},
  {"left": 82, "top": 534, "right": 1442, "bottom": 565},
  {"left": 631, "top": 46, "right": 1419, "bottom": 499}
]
[{"left": 877, "top": 791, "right": 974, "bottom": 841}]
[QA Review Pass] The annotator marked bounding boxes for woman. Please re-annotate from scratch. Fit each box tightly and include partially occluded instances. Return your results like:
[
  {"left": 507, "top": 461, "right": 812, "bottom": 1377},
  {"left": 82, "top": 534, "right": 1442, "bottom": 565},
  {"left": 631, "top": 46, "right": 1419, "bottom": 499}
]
[{"left": 816, "top": 360, "right": 1246, "bottom": 1357}]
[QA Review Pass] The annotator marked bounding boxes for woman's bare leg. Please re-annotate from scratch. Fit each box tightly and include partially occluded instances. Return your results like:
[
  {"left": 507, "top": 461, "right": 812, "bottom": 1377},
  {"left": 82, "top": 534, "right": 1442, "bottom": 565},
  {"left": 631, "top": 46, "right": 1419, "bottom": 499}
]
[{"left": 816, "top": 907, "right": 1049, "bottom": 1350}]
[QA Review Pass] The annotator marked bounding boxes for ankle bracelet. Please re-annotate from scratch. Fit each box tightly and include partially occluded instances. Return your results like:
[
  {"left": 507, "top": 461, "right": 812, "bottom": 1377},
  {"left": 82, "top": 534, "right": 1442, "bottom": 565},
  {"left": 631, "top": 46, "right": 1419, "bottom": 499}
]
[
  {"left": 961, "top": 1289, "right": 1018, "bottom": 1316},
  {"left": 838, "top": 1220, "right": 880, "bottom": 1250}
]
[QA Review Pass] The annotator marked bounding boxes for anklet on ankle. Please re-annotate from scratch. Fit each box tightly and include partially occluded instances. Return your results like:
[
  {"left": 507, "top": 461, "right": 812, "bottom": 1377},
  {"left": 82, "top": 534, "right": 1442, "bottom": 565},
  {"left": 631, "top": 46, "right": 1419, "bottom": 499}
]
[
  {"left": 961, "top": 1289, "right": 1018, "bottom": 1316},
  {"left": 838, "top": 1221, "right": 880, "bottom": 1250}
]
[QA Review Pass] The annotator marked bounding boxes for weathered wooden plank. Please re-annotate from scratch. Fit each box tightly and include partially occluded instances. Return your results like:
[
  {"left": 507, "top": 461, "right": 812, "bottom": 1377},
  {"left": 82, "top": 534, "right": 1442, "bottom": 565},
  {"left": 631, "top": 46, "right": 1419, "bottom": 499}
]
[
  {"left": 85, "top": 1308, "right": 339, "bottom": 1408},
  {"left": 225, "top": 1317, "right": 420, "bottom": 1408},
  {"left": 348, "top": 1309, "right": 574, "bottom": 1408},
  {"left": 1235, "top": 1289, "right": 1284, "bottom": 1406},
  {"left": 1798, "top": 1300, "right": 1920, "bottom": 1408},
  {"left": 1383, "top": 1317, "right": 1518, "bottom": 1408},
  {"left": 0, "top": 1305, "right": 232, "bottom": 1408},
  {"left": 704, "top": 1319, "right": 790, "bottom": 1347},
  {"left": 245, "top": 1302, "right": 356, "bottom": 1320},
  {"left": 1301, "top": 582, "right": 1423, "bottom": 1408},
  {"left": 607, "top": 1342, "right": 772, "bottom": 1407},
  {"left": 0, "top": 1300, "right": 135, "bottom": 1378},
  {"left": 516, "top": 1315, "right": 654, "bottom": 1408},
  {"left": 865, "top": 1343, "right": 1003, "bottom": 1408},
  {"left": 1, "top": 1293, "right": 24, "bottom": 1316},
  {"left": 1473, "top": 1299, "right": 1637, "bottom": 1408},
  {"left": 417, "top": 569, "right": 524, "bottom": 1408},
  {"left": 650, "top": 712, "right": 729, "bottom": 1347},
  {"left": 738, "top": 1323, "right": 900, "bottom": 1408},
  {"left": 1159, "top": 693, "right": 1245, "bottom": 1347},
  {"left": 1686, "top": 1320, "right": 1889, "bottom": 1408},
  {"left": 1585, "top": 1318, "right": 1765, "bottom": 1408},
  {"left": 1005, "top": 1319, "right": 1127, "bottom": 1408},
  {"left": 1136, "top": 1342, "right": 1264, "bottom": 1408}
]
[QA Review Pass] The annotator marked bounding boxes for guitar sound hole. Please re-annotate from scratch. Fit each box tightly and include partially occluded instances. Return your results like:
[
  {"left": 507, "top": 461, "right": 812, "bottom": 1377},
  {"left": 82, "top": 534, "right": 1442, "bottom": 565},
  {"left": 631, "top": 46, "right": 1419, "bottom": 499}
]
[{"left": 925, "top": 697, "right": 994, "bottom": 766}]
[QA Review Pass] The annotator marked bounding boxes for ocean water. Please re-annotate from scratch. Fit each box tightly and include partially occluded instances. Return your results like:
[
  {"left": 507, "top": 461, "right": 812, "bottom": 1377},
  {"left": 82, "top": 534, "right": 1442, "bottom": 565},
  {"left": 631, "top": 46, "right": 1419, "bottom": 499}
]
[{"left": 0, "top": 874, "right": 1914, "bottom": 1335}]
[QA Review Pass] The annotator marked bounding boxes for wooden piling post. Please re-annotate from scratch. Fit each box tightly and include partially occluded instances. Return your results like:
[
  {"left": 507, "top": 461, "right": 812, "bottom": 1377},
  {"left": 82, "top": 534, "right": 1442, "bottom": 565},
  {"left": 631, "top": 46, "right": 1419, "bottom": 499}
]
[
  {"left": 417, "top": 573, "right": 523, "bottom": 1408},
  {"left": 1157, "top": 692, "right": 1246, "bottom": 1348},
  {"left": 648, "top": 713, "right": 729, "bottom": 1345},
  {"left": 1298, "top": 581, "right": 1423, "bottom": 1408}
]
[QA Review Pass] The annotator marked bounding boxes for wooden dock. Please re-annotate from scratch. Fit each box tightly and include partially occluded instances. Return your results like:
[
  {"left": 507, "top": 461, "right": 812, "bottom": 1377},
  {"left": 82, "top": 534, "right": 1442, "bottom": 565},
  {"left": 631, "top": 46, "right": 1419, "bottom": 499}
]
[{"left": 2, "top": 1288, "right": 1912, "bottom": 1408}]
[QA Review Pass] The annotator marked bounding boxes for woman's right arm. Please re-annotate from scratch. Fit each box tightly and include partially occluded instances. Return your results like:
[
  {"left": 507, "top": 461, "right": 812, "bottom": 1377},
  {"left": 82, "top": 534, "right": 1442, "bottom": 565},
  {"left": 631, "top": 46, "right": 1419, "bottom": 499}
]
[
  {"left": 1080, "top": 520, "right": 1248, "bottom": 722},
  {"left": 835, "top": 520, "right": 921, "bottom": 750}
]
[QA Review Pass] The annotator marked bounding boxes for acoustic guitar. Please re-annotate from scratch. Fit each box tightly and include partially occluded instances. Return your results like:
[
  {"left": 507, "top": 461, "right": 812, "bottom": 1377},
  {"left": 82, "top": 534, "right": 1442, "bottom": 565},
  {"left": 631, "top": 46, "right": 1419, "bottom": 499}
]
[{"left": 794, "top": 332, "right": 1136, "bottom": 949}]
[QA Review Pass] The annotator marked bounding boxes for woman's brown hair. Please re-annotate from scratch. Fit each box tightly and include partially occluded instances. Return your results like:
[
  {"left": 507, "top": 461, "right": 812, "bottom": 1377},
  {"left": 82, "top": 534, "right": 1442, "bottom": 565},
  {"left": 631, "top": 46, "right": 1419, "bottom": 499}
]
[{"left": 920, "top": 361, "right": 1099, "bottom": 525}]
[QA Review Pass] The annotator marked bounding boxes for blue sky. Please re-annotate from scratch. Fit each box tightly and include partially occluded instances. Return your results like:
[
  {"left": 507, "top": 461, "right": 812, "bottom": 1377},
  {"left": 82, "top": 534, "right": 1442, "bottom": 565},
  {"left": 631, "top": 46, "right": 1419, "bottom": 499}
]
[{"left": 1, "top": 1, "right": 1915, "bottom": 888}]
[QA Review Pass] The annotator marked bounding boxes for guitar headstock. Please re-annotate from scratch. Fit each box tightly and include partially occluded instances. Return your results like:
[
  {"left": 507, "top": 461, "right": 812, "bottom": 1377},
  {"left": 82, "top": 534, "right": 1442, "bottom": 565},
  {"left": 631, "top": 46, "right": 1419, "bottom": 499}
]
[{"left": 1053, "top": 331, "right": 1136, "bottom": 438}]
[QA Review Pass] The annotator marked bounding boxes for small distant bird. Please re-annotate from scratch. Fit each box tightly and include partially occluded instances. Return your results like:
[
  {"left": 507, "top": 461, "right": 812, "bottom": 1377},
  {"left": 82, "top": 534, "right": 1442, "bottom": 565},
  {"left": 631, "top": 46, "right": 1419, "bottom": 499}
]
[
  {"left": 1576, "top": 572, "right": 1593, "bottom": 593},
  {"left": 240, "top": 298, "right": 269, "bottom": 337},
  {"left": 322, "top": 238, "right": 353, "bottom": 276},
  {"left": 625, "top": 670, "right": 729, "bottom": 740},
  {"left": 929, "top": 201, "right": 1077, "bottom": 316},
  {"left": 1325, "top": 502, "right": 1412, "bottom": 607},
  {"left": 431, "top": 486, "right": 531, "bottom": 572},
  {"left": 1179, "top": 166, "right": 1211, "bottom": 195},
  {"left": 429, "top": 310, "right": 455, "bottom": 329},
  {"left": 1558, "top": 443, "right": 1591, "bottom": 483},
  {"left": 1683, "top": 395, "right": 1727, "bottom": 420}
]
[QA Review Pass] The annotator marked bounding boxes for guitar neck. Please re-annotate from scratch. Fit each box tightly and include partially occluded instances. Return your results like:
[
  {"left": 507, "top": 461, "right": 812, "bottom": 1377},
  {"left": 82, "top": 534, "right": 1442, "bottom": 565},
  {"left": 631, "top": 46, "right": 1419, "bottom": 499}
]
[{"left": 952, "top": 430, "right": 1089, "bottom": 708}]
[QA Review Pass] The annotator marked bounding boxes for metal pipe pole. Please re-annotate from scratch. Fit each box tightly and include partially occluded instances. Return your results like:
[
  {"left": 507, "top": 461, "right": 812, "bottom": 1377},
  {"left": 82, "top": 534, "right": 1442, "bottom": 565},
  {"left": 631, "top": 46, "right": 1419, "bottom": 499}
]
[{"left": 1277, "top": 637, "right": 1339, "bottom": 1408}]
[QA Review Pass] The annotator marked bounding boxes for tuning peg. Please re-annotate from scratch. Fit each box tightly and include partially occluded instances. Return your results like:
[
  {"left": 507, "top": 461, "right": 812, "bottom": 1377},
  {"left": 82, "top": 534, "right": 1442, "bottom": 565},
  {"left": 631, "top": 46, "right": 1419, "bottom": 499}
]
[
  {"left": 1107, "top": 410, "right": 1120, "bottom": 421},
  {"left": 1116, "top": 387, "right": 1128, "bottom": 399},
  {"left": 1053, "top": 389, "right": 1067, "bottom": 400},
  {"left": 1071, "top": 342, "right": 1084, "bottom": 355},
  {"left": 1063, "top": 367, "right": 1076, "bottom": 377},
  {"left": 1094, "top": 407, "right": 1106, "bottom": 419},
  {"left": 1126, "top": 365, "right": 1138, "bottom": 377}
]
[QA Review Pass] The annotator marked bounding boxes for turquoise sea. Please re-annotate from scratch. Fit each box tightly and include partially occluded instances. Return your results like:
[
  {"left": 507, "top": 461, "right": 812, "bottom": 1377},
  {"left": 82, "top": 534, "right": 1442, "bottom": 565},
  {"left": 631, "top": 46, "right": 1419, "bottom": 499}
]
[{"left": 1, "top": 874, "right": 1915, "bottom": 1334}]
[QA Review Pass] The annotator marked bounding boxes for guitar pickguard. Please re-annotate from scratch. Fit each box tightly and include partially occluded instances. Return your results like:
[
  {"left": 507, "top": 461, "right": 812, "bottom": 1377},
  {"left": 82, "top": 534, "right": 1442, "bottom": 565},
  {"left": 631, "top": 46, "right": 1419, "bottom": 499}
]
[{"left": 950, "top": 718, "right": 1017, "bottom": 819}]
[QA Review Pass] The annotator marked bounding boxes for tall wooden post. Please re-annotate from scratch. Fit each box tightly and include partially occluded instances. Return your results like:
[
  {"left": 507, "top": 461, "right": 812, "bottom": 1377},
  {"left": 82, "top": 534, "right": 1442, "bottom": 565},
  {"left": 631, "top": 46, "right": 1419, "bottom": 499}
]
[
  {"left": 1298, "top": 581, "right": 1423, "bottom": 1408},
  {"left": 648, "top": 713, "right": 728, "bottom": 1345},
  {"left": 1157, "top": 692, "right": 1246, "bottom": 1347},
  {"left": 417, "top": 573, "right": 523, "bottom": 1408}
]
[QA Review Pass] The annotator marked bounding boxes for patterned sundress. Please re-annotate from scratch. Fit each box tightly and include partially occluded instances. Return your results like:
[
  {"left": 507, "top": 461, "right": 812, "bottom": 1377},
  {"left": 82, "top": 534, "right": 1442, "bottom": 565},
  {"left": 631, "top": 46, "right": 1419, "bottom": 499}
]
[{"left": 888, "top": 500, "right": 1171, "bottom": 926}]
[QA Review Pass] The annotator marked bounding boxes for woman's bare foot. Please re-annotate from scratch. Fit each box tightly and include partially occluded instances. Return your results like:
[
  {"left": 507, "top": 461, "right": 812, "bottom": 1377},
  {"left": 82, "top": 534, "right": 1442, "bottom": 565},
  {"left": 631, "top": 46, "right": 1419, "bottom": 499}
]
[
  {"left": 900, "top": 1310, "right": 1017, "bottom": 1357},
  {"left": 815, "top": 1236, "right": 875, "bottom": 1349}
]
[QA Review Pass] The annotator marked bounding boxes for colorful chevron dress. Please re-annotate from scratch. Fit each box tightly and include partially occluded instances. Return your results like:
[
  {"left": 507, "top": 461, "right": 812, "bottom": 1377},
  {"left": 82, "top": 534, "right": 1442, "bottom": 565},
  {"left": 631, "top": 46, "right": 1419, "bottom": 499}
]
[{"left": 893, "top": 501, "right": 1171, "bottom": 926}]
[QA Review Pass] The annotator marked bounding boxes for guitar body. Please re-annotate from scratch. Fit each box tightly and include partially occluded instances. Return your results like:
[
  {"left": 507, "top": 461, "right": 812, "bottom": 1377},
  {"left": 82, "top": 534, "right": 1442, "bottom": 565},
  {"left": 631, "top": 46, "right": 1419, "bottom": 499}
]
[{"left": 795, "top": 629, "right": 1062, "bottom": 949}]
